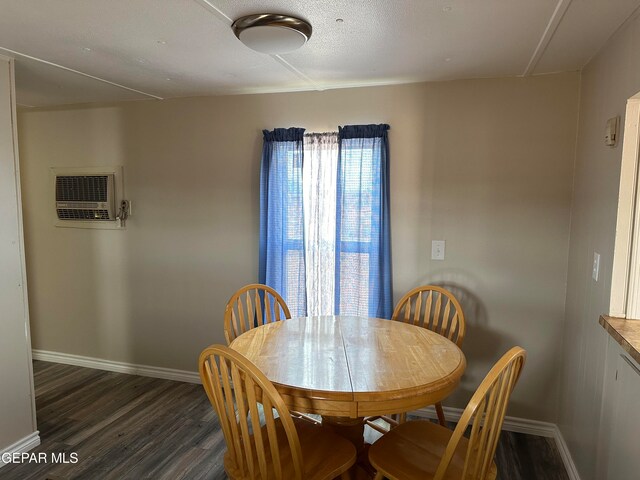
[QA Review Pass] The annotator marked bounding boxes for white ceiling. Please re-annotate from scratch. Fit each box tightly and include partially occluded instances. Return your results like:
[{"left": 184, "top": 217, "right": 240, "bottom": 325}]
[{"left": 1, "top": 0, "right": 639, "bottom": 107}]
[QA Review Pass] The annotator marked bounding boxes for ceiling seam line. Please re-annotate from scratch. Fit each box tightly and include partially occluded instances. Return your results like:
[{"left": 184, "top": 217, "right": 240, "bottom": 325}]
[
  {"left": 0, "top": 46, "right": 164, "bottom": 100},
  {"left": 192, "top": 0, "right": 233, "bottom": 23},
  {"left": 522, "top": 0, "right": 573, "bottom": 77},
  {"left": 581, "top": 3, "right": 640, "bottom": 70},
  {"left": 191, "top": 0, "right": 320, "bottom": 91},
  {"left": 271, "top": 55, "right": 321, "bottom": 90}
]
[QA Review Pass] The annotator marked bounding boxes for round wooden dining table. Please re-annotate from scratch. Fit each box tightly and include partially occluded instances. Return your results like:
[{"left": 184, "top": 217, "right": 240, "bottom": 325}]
[{"left": 230, "top": 315, "right": 466, "bottom": 453}]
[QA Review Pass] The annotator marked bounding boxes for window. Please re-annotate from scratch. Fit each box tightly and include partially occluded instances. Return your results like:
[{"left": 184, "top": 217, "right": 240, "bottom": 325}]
[{"left": 260, "top": 125, "right": 392, "bottom": 319}]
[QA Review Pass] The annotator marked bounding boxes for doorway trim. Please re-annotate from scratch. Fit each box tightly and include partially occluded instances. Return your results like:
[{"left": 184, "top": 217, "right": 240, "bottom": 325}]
[{"left": 611, "top": 93, "right": 640, "bottom": 317}]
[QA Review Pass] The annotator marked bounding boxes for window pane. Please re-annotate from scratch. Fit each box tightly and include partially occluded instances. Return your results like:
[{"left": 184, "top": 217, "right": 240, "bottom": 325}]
[
  {"left": 339, "top": 252, "right": 369, "bottom": 316},
  {"left": 340, "top": 146, "right": 374, "bottom": 242},
  {"left": 287, "top": 158, "right": 304, "bottom": 241},
  {"left": 285, "top": 249, "right": 306, "bottom": 317}
]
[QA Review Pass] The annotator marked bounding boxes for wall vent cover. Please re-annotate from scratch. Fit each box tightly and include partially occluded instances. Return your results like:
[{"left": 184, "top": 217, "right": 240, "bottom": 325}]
[{"left": 55, "top": 174, "right": 115, "bottom": 221}]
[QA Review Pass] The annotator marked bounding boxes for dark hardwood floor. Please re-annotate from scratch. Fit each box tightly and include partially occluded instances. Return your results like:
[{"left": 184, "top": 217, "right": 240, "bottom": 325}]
[{"left": 1, "top": 361, "right": 569, "bottom": 479}]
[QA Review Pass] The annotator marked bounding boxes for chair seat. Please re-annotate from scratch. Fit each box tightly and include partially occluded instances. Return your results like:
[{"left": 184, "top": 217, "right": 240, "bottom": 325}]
[
  {"left": 224, "top": 417, "right": 356, "bottom": 480},
  {"left": 369, "top": 420, "right": 497, "bottom": 480}
]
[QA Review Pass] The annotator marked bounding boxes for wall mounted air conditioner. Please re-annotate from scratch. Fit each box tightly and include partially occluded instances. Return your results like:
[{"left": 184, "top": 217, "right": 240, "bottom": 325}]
[
  {"left": 55, "top": 174, "right": 115, "bottom": 221},
  {"left": 51, "top": 166, "right": 127, "bottom": 229}
]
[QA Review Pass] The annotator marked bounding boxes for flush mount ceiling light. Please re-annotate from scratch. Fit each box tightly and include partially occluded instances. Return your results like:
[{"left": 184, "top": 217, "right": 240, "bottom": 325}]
[{"left": 231, "top": 14, "right": 312, "bottom": 54}]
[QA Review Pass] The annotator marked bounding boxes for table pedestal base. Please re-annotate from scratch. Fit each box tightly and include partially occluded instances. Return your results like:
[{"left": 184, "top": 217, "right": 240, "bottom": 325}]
[
  {"left": 321, "top": 416, "right": 365, "bottom": 452},
  {"left": 321, "top": 416, "right": 377, "bottom": 479}
]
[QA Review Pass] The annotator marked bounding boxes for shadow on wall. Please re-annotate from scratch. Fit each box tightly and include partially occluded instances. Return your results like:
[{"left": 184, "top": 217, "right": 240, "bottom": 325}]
[{"left": 409, "top": 270, "right": 517, "bottom": 406}]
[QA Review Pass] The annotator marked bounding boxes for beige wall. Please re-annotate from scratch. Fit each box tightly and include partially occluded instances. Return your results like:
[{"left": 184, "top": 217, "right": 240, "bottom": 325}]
[
  {"left": 0, "top": 56, "right": 37, "bottom": 454},
  {"left": 559, "top": 13, "right": 640, "bottom": 480},
  {"left": 18, "top": 73, "right": 579, "bottom": 422}
]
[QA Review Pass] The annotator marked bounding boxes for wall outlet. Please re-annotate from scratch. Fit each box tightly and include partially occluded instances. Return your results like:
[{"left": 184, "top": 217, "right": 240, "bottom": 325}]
[
  {"left": 593, "top": 252, "right": 600, "bottom": 281},
  {"left": 432, "top": 240, "right": 445, "bottom": 261}
]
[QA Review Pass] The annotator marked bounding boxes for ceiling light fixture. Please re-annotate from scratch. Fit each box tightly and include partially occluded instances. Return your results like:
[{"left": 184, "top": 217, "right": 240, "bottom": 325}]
[{"left": 231, "top": 14, "right": 312, "bottom": 54}]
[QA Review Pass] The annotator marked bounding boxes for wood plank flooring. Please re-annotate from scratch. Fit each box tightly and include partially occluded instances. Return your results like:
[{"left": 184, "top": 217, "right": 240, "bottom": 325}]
[{"left": 1, "top": 361, "right": 569, "bottom": 479}]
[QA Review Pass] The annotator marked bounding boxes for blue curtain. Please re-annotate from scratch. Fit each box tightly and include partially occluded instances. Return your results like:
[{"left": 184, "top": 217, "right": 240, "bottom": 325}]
[
  {"left": 259, "top": 128, "right": 307, "bottom": 317},
  {"left": 335, "top": 124, "right": 392, "bottom": 318}
]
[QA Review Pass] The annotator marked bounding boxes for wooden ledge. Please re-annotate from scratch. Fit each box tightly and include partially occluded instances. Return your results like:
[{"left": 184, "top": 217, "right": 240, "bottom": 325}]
[{"left": 600, "top": 315, "right": 640, "bottom": 365}]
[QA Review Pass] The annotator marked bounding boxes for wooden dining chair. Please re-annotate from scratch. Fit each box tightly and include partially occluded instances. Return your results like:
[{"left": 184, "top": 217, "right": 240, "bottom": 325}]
[
  {"left": 224, "top": 284, "right": 291, "bottom": 345},
  {"left": 392, "top": 285, "right": 466, "bottom": 347},
  {"left": 199, "top": 344, "right": 356, "bottom": 480},
  {"left": 369, "top": 346, "right": 526, "bottom": 480},
  {"left": 366, "top": 285, "right": 466, "bottom": 433},
  {"left": 223, "top": 284, "right": 319, "bottom": 425}
]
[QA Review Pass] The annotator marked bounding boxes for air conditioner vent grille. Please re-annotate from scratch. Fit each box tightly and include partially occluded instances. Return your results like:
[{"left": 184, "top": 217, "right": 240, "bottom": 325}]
[
  {"left": 57, "top": 209, "right": 111, "bottom": 220},
  {"left": 54, "top": 173, "right": 116, "bottom": 222},
  {"left": 56, "top": 175, "right": 109, "bottom": 202}
]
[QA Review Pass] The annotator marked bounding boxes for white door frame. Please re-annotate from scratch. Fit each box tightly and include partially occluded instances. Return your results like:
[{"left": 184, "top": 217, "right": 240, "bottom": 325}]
[{"left": 611, "top": 93, "right": 640, "bottom": 318}]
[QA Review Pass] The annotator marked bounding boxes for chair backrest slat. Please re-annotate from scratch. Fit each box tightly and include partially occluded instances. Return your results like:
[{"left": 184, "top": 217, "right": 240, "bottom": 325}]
[
  {"left": 219, "top": 355, "right": 246, "bottom": 475},
  {"left": 392, "top": 285, "right": 466, "bottom": 347},
  {"left": 245, "top": 375, "right": 268, "bottom": 477},
  {"left": 204, "top": 359, "right": 240, "bottom": 466},
  {"left": 265, "top": 293, "right": 273, "bottom": 324},
  {"left": 441, "top": 300, "right": 452, "bottom": 337},
  {"left": 471, "top": 383, "right": 498, "bottom": 477},
  {"left": 424, "top": 291, "right": 433, "bottom": 328},
  {"left": 433, "top": 347, "right": 526, "bottom": 480},
  {"left": 199, "top": 345, "right": 305, "bottom": 480},
  {"left": 262, "top": 396, "right": 284, "bottom": 478},
  {"left": 432, "top": 293, "right": 442, "bottom": 331},
  {"left": 224, "top": 284, "right": 291, "bottom": 344},
  {"left": 483, "top": 360, "right": 519, "bottom": 474},
  {"left": 254, "top": 289, "right": 264, "bottom": 327},
  {"left": 274, "top": 299, "right": 281, "bottom": 321},
  {"left": 236, "top": 301, "right": 246, "bottom": 336},
  {"left": 230, "top": 363, "right": 256, "bottom": 477},
  {"left": 246, "top": 295, "right": 255, "bottom": 331},
  {"left": 413, "top": 293, "right": 422, "bottom": 325}
]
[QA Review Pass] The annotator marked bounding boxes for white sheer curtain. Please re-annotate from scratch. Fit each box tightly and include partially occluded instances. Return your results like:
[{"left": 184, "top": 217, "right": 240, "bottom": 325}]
[{"left": 303, "top": 133, "right": 338, "bottom": 316}]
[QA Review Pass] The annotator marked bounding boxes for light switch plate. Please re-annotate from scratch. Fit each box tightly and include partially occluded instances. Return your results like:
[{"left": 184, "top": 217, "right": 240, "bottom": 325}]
[
  {"left": 593, "top": 252, "right": 600, "bottom": 281},
  {"left": 432, "top": 240, "right": 445, "bottom": 261}
]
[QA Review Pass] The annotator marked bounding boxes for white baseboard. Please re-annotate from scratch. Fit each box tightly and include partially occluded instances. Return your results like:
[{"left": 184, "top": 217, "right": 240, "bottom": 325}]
[
  {"left": 0, "top": 431, "right": 41, "bottom": 468},
  {"left": 414, "top": 405, "right": 556, "bottom": 437},
  {"left": 414, "top": 406, "right": 581, "bottom": 480},
  {"left": 32, "top": 349, "right": 201, "bottom": 384},
  {"left": 31, "top": 351, "right": 581, "bottom": 479},
  {"left": 552, "top": 425, "right": 582, "bottom": 480}
]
